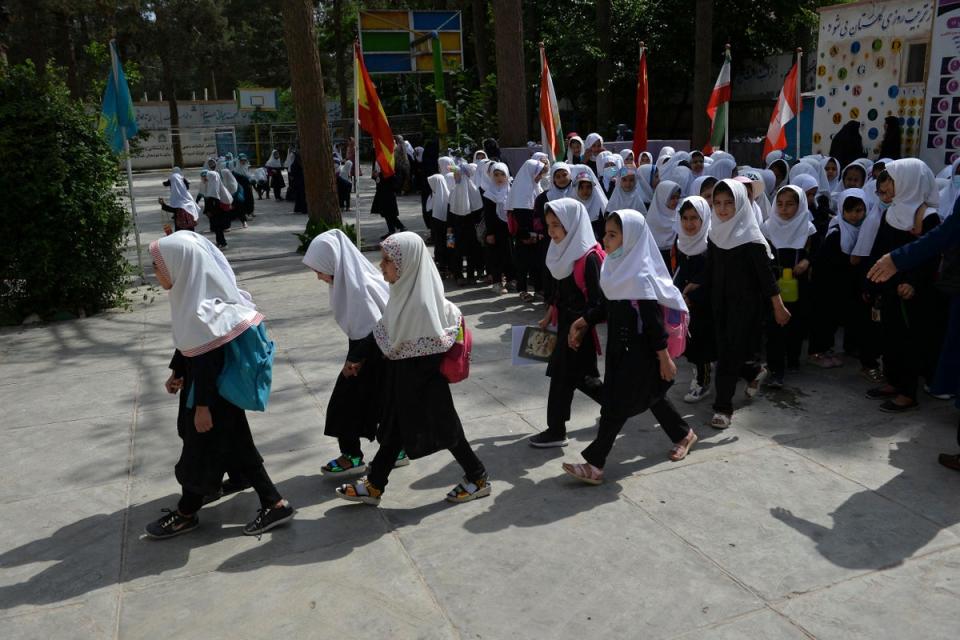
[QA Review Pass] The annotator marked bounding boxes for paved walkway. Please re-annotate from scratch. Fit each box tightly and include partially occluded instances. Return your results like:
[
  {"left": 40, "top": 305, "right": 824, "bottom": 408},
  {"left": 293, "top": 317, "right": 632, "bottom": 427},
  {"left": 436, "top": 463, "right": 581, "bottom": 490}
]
[{"left": 1, "top": 171, "right": 958, "bottom": 639}]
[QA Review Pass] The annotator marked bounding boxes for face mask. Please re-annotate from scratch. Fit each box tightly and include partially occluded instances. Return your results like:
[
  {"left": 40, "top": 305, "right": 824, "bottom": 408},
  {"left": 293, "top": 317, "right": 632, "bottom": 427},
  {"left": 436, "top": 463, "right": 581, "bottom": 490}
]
[
  {"left": 876, "top": 199, "right": 890, "bottom": 211},
  {"left": 952, "top": 175, "right": 960, "bottom": 188},
  {"left": 604, "top": 167, "right": 618, "bottom": 179},
  {"left": 608, "top": 246, "right": 624, "bottom": 259}
]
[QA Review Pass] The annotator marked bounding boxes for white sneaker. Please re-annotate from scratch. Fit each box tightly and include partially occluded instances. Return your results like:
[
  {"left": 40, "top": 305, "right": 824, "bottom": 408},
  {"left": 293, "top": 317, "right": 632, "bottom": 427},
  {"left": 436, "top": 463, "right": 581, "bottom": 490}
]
[
  {"left": 684, "top": 383, "right": 711, "bottom": 403},
  {"left": 688, "top": 367, "right": 699, "bottom": 391}
]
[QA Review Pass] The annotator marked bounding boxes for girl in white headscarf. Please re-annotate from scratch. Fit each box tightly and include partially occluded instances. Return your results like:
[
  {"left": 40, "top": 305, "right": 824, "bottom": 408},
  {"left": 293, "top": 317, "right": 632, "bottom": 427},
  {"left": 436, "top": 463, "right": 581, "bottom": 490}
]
[
  {"left": 508, "top": 158, "right": 549, "bottom": 301},
  {"left": 448, "top": 164, "right": 485, "bottom": 285},
  {"left": 159, "top": 170, "right": 200, "bottom": 231},
  {"left": 619, "top": 148, "right": 636, "bottom": 167},
  {"left": 821, "top": 156, "right": 841, "bottom": 194},
  {"left": 303, "top": 230, "right": 392, "bottom": 474},
  {"left": 762, "top": 185, "right": 817, "bottom": 385},
  {"left": 685, "top": 179, "right": 789, "bottom": 429},
  {"left": 566, "top": 135, "right": 585, "bottom": 164},
  {"left": 859, "top": 159, "right": 943, "bottom": 412},
  {"left": 596, "top": 151, "right": 623, "bottom": 196},
  {"left": 201, "top": 169, "right": 233, "bottom": 249},
  {"left": 562, "top": 209, "right": 696, "bottom": 485},
  {"left": 637, "top": 151, "right": 653, "bottom": 166},
  {"left": 706, "top": 158, "right": 736, "bottom": 181},
  {"left": 656, "top": 145, "right": 675, "bottom": 167},
  {"left": 572, "top": 169, "right": 610, "bottom": 240},
  {"left": 426, "top": 173, "right": 452, "bottom": 276},
  {"left": 646, "top": 180, "right": 683, "bottom": 270},
  {"left": 335, "top": 232, "right": 491, "bottom": 505},
  {"left": 528, "top": 198, "right": 604, "bottom": 448},
  {"left": 145, "top": 232, "right": 292, "bottom": 539},
  {"left": 636, "top": 164, "right": 657, "bottom": 205},
  {"left": 606, "top": 167, "right": 648, "bottom": 215},
  {"left": 583, "top": 132, "right": 604, "bottom": 175},
  {"left": 481, "top": 162, "right": 514, "bottom": 294},
  {"left": 264, "top": 149, "right": 285, "bottom": 199},
  {"left": 673, "top": 196, "right": 716, "bottom": 402}
]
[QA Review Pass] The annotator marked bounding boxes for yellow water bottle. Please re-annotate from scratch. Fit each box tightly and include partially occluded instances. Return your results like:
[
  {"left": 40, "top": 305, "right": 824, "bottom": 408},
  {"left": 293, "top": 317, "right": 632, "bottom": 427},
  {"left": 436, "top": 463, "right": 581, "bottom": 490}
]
[{"left": 779, "top": 267, "right": 799, "bottom": 303}]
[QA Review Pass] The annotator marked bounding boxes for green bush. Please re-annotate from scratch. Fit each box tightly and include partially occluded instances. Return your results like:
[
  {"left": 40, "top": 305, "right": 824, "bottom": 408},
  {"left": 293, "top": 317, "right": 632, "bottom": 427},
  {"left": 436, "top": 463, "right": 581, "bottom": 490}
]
[
  {"left": 0, "top": 62, "right": 130, "bottom": 323},
  {"left": 294, "top": 217, "right": 357, "bottom": 254}
]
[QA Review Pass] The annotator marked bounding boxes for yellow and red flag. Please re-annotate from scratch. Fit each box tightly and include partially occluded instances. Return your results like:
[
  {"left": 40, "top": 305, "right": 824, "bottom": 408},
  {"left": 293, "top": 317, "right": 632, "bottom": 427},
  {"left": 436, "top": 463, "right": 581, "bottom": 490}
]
[{"left": 355, "top": 40, "right": 396, "bottom": 177}]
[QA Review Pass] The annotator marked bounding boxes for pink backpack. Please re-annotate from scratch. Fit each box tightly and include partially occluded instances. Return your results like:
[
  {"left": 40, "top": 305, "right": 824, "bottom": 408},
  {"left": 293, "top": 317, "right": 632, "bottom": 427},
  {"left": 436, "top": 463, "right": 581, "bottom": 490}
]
[
  {"left": 570, "top": 245, "right": 606, "bottom": 355},
  {"left": 663, "top": 307, "right": 689, "bottom": 358},
  {"left": 440, "top": 317, "right": 472, "bottom": 383}
]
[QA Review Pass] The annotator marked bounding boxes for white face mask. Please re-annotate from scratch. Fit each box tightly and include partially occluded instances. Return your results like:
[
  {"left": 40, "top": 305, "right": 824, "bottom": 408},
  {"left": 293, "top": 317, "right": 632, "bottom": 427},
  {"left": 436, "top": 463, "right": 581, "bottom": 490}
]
[
  {"left": 604, "top": 167, "right": 618, "bottom": 179},
  {"left": 953, "top": 174, "right": 960, "bottom": 188}
]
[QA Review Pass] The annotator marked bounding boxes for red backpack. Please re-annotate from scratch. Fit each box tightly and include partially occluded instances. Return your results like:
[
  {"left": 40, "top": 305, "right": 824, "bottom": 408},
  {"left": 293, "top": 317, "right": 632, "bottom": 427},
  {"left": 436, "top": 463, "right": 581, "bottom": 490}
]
[
  {"left": 440, "top": 317, "right": 472, "bottom": 383},
  {"left": 568, "top": 244, "right": 606, "bottom": 355}
]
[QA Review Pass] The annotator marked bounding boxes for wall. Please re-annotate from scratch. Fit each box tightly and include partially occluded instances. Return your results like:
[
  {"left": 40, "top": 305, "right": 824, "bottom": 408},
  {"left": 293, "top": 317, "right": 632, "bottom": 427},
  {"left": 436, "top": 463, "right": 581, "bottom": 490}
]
[{"left": 812, "top": 0, "right": 933, "bottom": 159}]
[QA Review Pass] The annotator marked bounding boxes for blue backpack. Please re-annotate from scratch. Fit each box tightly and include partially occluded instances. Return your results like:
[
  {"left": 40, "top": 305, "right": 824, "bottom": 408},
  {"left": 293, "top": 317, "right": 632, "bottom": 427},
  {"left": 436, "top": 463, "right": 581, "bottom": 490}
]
[{"left": 217, "top": 323, "right": 275, "bottom": 411}]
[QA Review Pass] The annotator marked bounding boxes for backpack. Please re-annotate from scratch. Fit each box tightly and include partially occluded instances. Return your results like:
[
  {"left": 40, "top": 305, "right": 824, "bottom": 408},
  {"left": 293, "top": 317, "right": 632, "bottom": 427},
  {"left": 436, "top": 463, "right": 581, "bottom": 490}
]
[
  {"left": 662, "top": 307, "right": 689, "bottom": 358},
  {"left": 217, "top": 322, "right": 275, "bottom": 411},
  {"left": 570, "top": 244, "right": 606, "bottom": 355},
  {"left": 440, "top": 317, "right": 472, "bottom": 383}
]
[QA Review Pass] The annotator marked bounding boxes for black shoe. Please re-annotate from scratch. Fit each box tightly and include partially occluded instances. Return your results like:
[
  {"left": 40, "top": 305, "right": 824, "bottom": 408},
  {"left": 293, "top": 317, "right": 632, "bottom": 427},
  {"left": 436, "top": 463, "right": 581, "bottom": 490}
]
[
  {"left": 866, "top": 386, "right": 897, "bottom": 399},
  {"left": 529, "top": 431, "right": 568, "bottom": 448},
  {"left": 879, "top": 399, "right": 918, "bottom": 413},
  {"left": 144, "top": 509, "right": 199, "bottom": 540},
  {"left": 242, "top": 502, "right": 294, "bottom": 536},
  {"left": 938, "top": 453, "right": 960, "bottom": 472}
]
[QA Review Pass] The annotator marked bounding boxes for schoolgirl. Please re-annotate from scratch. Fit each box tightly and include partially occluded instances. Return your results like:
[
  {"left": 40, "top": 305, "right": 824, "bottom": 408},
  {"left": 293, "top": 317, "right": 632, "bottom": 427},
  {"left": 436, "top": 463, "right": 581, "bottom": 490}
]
[
  {"left": 335, "top": 232, "right": 491, "bottom": 505},
  {"left": 426, "top": 173, "right": 452, "bottom": 276},
  {"left": 529, "top": 198, "right": 605, "bottom": 448},
  {"left": 561, "top": 210, "right": 697, "bottom": 484},
  {"left": 761, "top": 185, "right": 817, "bottom": 386},
  {"left": 645, "top": 180, "right": 682, "bottom": 272},
  {"left": 159, "top": 169, "right": 199, "bottom": 232},
  {"left": 506, "top": 158, "right": 549, "bottom": 302},
  {"left": 481, "top": 162, "right": 514, "bottom": 294},
  {"left": 145, "top": 232, "right": 293, "bottom": 538},
  {"left": 572, "top": 169, "right": 609, "bottom": 241},
  {"left": 606, "top": 167, "right": 648, "bottom": 215},
  {"left": 447, "top": 164, "right": 485, "bottom": 285}
]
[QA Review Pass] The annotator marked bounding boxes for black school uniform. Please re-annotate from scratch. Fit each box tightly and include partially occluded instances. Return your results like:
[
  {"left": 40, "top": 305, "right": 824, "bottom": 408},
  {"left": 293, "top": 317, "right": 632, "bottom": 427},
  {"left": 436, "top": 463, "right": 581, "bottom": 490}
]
[
  {"left": 511, "top": 206, "right": 547, "bottom": 295},
  {"left": 482, "top": 195, "right": 514, "bottom": 284},
  {"left": 169, "top": 347, "right": 281, "bottom": 513},
  {"left": 324, "top": 332, "right": 383, "bottom": 458},
  {"left": 673, "top": 246, "right": 716, "bottom": 369},
  {"left": 696, "top": 240, "right": 780, "bottom": 415},
  {"left": 866, "top": 214, "right": 943, "bottom": 400},
  {"left": 449, "top": 208, "right": 483, "bottom": 281},
  {"left": 766, "top": 243, "right": 811, "bottom": 376},
  {"left": 543, "top": 252, "right": 604, "bottom": 438},
  {"left": 580, "top": 299, "right": 690, "bottom": 468}
]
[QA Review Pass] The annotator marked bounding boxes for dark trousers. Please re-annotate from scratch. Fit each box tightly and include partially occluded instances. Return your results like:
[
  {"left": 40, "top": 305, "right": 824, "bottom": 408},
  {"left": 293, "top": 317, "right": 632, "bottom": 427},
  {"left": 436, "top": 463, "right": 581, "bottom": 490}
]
[
  {"left": 583, "top": 397, "right": 690, "bottom": 469},
  {"left": 421, "top": 191, "right": 431, "bottom": 229},
  {"left": 713, "top": 359, "right": 763, "bottom": 416},
  {"left": 338, "top": 436, "right": 362, "bottom": 458},
  {"left": 766, "top": 304, "right": 805, "bottom": 375},
  {"left": 367, "top": 427, "right": 485, "bottom": 492},
  {"left": 178, "top": 464, "right": 281, "bottom": 514},
  {"left": 514, "top": 239, "right": 544, "bottom": 294},
  {"left": 450, "top": 215, "right": 482, "bottom": 280},
  {"left": 881, "top": 293, "right": 921, "bottom": 400},
  {"left": 546, "top": 373, "right": 603, "bottom": 436},
  {"left": 696, "top": 362, "right": 712, "bottom": 388},
  {"left": 432, "top": 218, "right": 452, "bottom": 273},
  {"left": 384, "top": 212, "right": 406, "bottom": 234},
  {"left": 484, "top": 225, "right": 514, "bottom": 283}
]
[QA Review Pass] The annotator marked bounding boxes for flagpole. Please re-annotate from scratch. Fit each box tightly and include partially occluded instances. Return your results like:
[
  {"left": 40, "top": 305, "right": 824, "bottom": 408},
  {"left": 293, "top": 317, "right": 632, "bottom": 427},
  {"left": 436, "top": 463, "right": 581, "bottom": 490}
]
[
  {"left": 539, "top": 41, "right": 547, "bottom": 161},
  {"left": 354, "top": 39, "right": 362, "bottom": 251},
  {"left": 724, "top": 43, "right": 731, "bottom": 153},
  {"left": 796, "top": 47, "right": 802, "bottom": 161},
  {"left": 111, "top": 40, "right": 143, "bottom": 274}
]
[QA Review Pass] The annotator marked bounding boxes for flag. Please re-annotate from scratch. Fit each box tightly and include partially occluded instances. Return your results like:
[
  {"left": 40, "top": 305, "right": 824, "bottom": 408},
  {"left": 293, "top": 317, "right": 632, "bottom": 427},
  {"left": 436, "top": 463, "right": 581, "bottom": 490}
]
[
  {"left": 704, "top": 47, "right": 731, "bottom": 154},
  {"left": 539, "top": 46, "right": 564, "bottom": 163},
  {"left": 355, "top": 40, "right": 396, "bottom": 177},
  {"left": 98, "top": 41, "right": 138, "bottom": 154},
  {"left": 762, "top": 60, "right": 800, "bottom": 158},
  {"left": 631, "top": 47, "right": 648, "bottom": 160}
]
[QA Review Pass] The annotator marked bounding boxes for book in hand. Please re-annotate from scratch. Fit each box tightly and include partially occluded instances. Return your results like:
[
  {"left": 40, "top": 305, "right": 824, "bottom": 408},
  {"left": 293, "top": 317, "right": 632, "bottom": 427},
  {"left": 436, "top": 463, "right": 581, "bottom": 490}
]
[{"left": 512, "top": 326, "right": 557, "bottom": 364}]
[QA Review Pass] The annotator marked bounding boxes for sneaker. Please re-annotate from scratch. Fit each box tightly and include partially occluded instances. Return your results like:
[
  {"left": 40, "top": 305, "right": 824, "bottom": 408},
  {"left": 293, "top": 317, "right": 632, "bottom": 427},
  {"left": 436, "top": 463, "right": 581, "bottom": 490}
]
[
  {"left": 394, "top": 450, "right": 411, "bottom": 468},
  {"left": 924, "top": 384, "right": 954, "bottom": 400},
  {"left": 766, "top": 374, "right": 785, "bottom": 389},
  {"left": 242, "top": 502, "right": 294, "bottom": 536},
  {"left": 745, "top": 367, "right": 768, "bottom": 399},
  {"left": 144, "top": 509, "right": 199, "bottom": 540},
  {"left": 683, "top": 383, "right": 711, "bottom": 403},
  {"left": 529, "top": 431, "right": 568, "bottom": 448},
  {"left": 879, "top": 399, "right": 919, "bottom": 413}
]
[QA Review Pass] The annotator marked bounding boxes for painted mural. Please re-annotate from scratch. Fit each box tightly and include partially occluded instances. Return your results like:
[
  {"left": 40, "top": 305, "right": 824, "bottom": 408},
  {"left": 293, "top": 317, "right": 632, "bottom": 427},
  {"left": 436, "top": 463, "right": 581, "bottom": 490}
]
[
  {"left": 920, "top": 0, "right": 960, "bottom": 171},
  {"left": 813, "top": 0, "right": 933, "bottom": 159}
]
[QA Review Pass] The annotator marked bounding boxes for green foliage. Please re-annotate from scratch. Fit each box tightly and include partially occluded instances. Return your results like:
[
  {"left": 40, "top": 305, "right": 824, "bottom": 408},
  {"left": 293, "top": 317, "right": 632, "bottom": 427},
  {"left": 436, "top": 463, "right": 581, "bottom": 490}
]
[
  {"left": 432, "top": 72, "right": 498, "bottom": 151},
  {"left": 294, "top": 218, "right": 357, "bottom": 255},
  {"left": 0, "top": 62, "right": 131, "bottom": 323}
]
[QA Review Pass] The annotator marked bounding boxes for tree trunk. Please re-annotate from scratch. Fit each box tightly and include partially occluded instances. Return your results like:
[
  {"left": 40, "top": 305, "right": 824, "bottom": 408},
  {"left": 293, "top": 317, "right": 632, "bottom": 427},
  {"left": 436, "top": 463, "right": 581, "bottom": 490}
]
[
  {"left": 332, "top": 0, "right": 349, "bottom": 118},
  {"left": 210, "top": 69, "right": 218, "bottom": 100},
  {"left": 281, "top": 0, "right": 340, "bottom": 225},
  {"left": 53, "top": 10, "right": 81, "bottom": 98},
  {"left": 492, "top": 0, "right": 526, "bottom": 146},
  {"left": 160, "top": 56, "right": 184, "bottom": 167},
  {"left": 595, "top": 0, "right": 612, "bottom": 133},
  {"left": 470, "top": 0, "right": 489, "bottom": 84},
  {"left": 692, "top": 0, "right": 713, "bottom": 149}
]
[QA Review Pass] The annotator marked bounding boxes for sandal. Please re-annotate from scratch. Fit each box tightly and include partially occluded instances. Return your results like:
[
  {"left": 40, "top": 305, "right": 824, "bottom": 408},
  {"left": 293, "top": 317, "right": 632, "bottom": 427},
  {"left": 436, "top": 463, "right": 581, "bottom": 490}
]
[
  {"left": 709, "top": 413, "right": 732, "bottom": 430},
  {"left": 335, "top": 477, "right": 382, "bottom": 505},
  {"left": 745, "top": 367, "right": 768, "bottom": 399},
  {"left": 445, "top": 475, "right": 492, "bottom": 503},
  {"left": 561, "top": 462, "right": 604, "bottom": 485},
  {"left": 519, "top": 292, "right": 535, "bottom": 303},
  {"left": 669, "top": 430, "right": 698, "bottom": 461},
  {"left": 322, "top": 454, "right": 366, "bottom": 475}
]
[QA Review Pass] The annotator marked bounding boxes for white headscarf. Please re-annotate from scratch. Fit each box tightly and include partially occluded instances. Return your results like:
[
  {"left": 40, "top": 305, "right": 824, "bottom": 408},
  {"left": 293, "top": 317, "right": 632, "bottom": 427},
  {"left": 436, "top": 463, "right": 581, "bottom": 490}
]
[
  {"left": 202, "top": 169, "right": 232, "bottom": 204},
  {"left": 601, "top": 210, "right": 687, "bottom": 312},
  {"left": 266, "top": 149, "right": 282, "bottom": 168},
  {"left": 449, "top": 165, "right": 483, "bottom": 216},
  {"left": 573, "top": 169, "right": 609, "bottom": 221},
  {"left": 689, "top": 175, "right": 716, "bottom": 200},
  {"left": 662, "top": 165, "right": 693, "bottom": 196},
  {"left": 765, "top": 150, "right": 785, "bottom": 166},
  {"left": 763, "top": 185, "right": 816, "bottom": 250},
  {"left": 414, "top": 146, "right": 424, "bottom": 162},
  {"left": 566, "top": 136, "right": 585, "bottom": 163},
  {"left": 675, "top": 196, "right": 711, "bottom": 257},
  {"left": 596, "top": 151, "right": 623, "bottom": 191},
  {"left": 339, "top": 160, "right": 353, "bottom": 181},
  {"left": 583, "top": 132, "right": 603, "bottom": 158},
  {"left": 167, "top": 172, "right": 199, "bottom": 220},
  {"left": 821, "top": 156, "right": 841, "bottom": 193},
  {"left": 885, "top": 158, "right": 940, "bottom": 232},
  {"left": 150, "top": 232, "right": 261, "bottom": 357},
  {"left": 219, "top": 160, "right": 239, "bottom": 194},
  {"left": 940, "top": 158, "right": 960, "bottom": 218},
  {"left": 638, "top": 151, "right": 653, "bottom": 165},
  {"left": 656, "top": 146, "right": 675, "bottom": 166},
  {"left": 791, "top": 173, "right": 820, "bottom": 203},
  {"left": 635, "top": 164, "right": 656, "bottom": 203},
  {"left": 438, "top": 156, "right": 456, "bottom": 176},
  {"left": 606, "top": 167, "right": 648, "bottom": 214},
  {"left": 546, "top": 162, "right": 575, "bottom": 201},
  {"left": 302, "top": 230, "right": 389, "bottom": 340},
  {"left": 710, "top": 150, "right": 735, "bottom": 164},
  {"left": 545, "top": 198, "right": 598, "bottom": 279},
  {"left": 373, "top": 232, "right": 462, "bottom": 360},
  {"left": 506, "top": 159, "right": 545, "bottom": 211},
  {"left": 646, "top": 180, "right": 681, "bottom": 250},
  {"left": 619, "top": 149, "right": 635, "bottom": 165},
  {"left": 426, "top": 174, "right": 451, "bottom": 222},
  {"left": 481, "top": 162, "right": 512, "bottom": 222},
  {"left": 706, "top": 158, "right": 736, "bottom": 180},
  {"left": 709, "top": 179, "right": 773, "bottom": 258},
  {"left": 828, "top": 189, "right": 867, "bottom": 254},
  {"left": 284, "top": 149, "right": 295, "bottom": 169}
]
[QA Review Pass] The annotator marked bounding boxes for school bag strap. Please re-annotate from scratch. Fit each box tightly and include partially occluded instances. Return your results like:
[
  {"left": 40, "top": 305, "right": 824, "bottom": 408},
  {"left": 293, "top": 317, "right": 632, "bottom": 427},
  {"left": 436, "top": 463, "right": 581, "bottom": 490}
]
[{"left": 571, "top": 244, "right": 606, "bottom": 355}]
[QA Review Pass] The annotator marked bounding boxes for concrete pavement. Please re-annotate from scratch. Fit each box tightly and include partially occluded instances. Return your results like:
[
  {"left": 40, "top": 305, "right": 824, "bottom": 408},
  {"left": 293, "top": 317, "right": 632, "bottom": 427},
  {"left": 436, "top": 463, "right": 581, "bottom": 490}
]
[{"left": 1, "top": 171, "right": 958, "bottom": 639}]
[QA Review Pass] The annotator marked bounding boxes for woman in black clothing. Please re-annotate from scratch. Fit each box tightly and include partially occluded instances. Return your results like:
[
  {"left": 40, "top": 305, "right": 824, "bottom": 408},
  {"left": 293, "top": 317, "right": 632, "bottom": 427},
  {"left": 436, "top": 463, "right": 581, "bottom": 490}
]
[
  {"left": 371, "top": 161, "right": 406, "bottom": 239},
  {"left": 878, "top": 116, "right": 902, "bottom": 160},
  {"left": 506, "top": 158, "right": 550, "bottom": 302},
  {"left": 829, "top": 120, "right": 866, "bottom": 170}
]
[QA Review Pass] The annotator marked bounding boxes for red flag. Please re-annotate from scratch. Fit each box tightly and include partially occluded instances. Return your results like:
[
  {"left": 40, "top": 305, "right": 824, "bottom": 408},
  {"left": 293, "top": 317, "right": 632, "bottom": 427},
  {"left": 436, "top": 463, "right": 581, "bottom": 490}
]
[
  {"left": 632, "top": 47, "right": 648, "bottom": 159},
  {"left": 762, "top": 61, "right": 800, "bottom": 158},
  {"left": 355, "top": 40, "right": 396, "bottom": 177}
]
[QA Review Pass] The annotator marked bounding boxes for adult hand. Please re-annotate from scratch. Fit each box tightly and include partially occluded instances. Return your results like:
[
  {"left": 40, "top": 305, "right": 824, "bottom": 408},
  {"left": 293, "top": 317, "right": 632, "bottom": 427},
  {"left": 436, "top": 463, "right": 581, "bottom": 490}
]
[
  {"left": 867, "top": 253, "right": 898, "bottom": 283},
  {"left": 195, "top": 406, "right": 213, "bottom": 433}
]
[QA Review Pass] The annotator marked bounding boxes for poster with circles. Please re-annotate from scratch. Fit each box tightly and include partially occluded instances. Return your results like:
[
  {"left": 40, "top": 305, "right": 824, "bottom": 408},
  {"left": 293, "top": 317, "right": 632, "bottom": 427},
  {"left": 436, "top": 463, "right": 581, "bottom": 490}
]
[
  {"left": 813, "top": 1, "right": 933, "bottom": 160},
  {"left": 920, "top": 0, "right": 960, "bottom": 172}
]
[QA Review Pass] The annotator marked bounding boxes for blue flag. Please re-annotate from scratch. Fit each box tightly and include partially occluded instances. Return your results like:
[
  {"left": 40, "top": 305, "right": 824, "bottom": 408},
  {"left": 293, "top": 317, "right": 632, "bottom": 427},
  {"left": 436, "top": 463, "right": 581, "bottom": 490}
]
[{"left": 99, "top": 41, "right": 138, "bottom": 154}]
